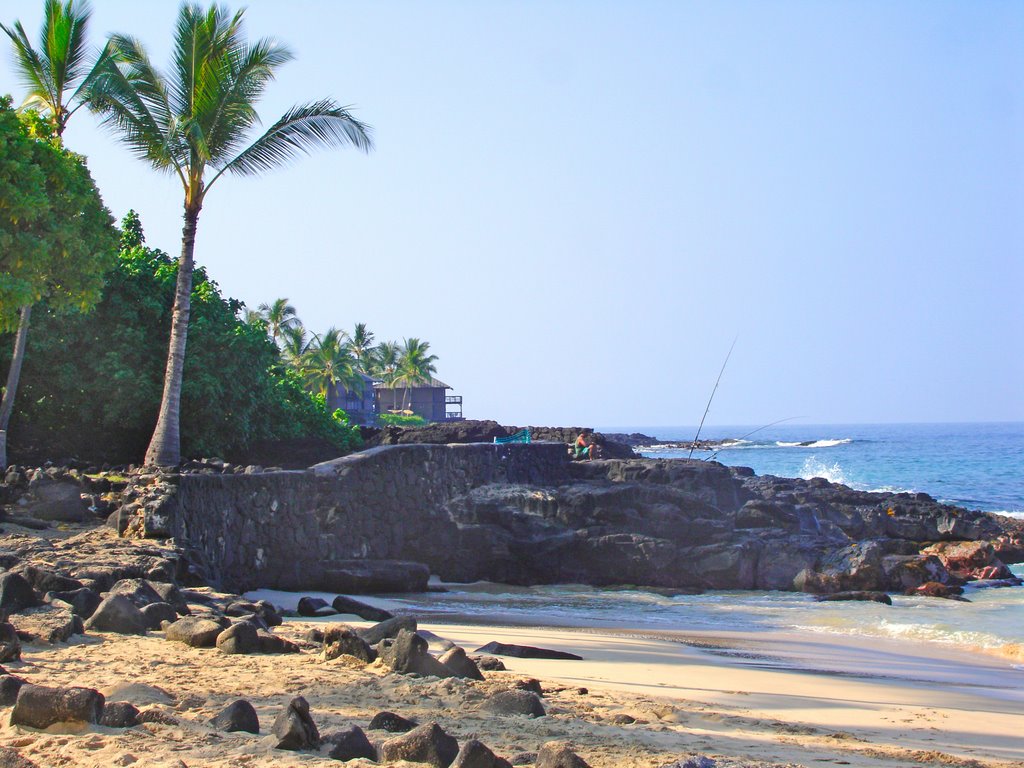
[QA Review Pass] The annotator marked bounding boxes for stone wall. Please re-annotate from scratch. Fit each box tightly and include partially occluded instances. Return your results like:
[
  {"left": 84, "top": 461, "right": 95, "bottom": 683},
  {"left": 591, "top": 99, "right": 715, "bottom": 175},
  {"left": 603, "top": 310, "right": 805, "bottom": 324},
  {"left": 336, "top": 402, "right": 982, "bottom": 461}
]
[{"left": 172, "top": 442, "right": 569, "bottom": 592}]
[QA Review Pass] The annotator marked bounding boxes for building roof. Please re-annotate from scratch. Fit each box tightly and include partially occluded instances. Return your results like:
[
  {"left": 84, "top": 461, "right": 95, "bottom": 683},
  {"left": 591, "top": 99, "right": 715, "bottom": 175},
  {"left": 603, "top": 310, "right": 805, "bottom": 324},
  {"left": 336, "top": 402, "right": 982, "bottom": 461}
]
[{"left": 373, "top": 377, "right": 450, "bottom": 390}]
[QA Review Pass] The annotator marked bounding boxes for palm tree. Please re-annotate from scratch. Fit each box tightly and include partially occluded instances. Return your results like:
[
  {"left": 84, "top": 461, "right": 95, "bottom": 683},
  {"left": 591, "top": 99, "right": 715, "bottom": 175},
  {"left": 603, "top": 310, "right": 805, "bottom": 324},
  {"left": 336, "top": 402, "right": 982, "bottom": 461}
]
[
  {"left": 347, "top": 322, "right": 375, "bottom": 373},
  {"left": 396, "top": 337, "right": 438, "bottom": 412},
  {"left": 1, "top": 0, "right": 113, "bottom": 138},
  {"left": 89, "top": 4, "right": 372, "bottom": 466},
  {"left": 302, "top": 327, "right": 362, "bottom": 402},
  {"left": 257, "top": 297, "right": 298, "bottom": 345},
  {"left": 280, "top": 322, "right": 311, "bottom": 370}
]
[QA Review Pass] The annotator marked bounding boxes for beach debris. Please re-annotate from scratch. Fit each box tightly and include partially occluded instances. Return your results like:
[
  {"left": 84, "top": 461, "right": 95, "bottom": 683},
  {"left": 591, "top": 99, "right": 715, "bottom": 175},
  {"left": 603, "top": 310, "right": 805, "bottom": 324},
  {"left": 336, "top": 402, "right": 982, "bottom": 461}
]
[
  {"left": 358, "top": 614, "right": 418, "bottom": 645},
  {"left": 438, "top": 646, "right": 484, "bottom": 680},
  {"left": 297, "top": 596, "right": 338, "bottom": 617},
  {"left": 814, "top": 591, "right": 892, "bottom": 605},
  {"left": 140, "top": 601, "right": 179, "bottom": 630},
  {"left": 100, "top": 701, "right": 141, "bottom": 728},
  {"left": 321, "top": 624, "right": 375, "bottom": 663},
  {"left": 379, "top": 722, "right": 459, "bottom": 767},
  {"left": 163, "top": 616, "right": 222, "bottom": 647},
  {"left": 479, "top": 690, "right": 546, "bottom": 718},
  {"left": 535, "top": 741, "right": 591, "bottom": 768},
  {"left": 83, "top": 594, "right": 148, "bottom": 635},
  {"left": 11, "top": 604, "right": 82, "bottom": 643},
  {"left": 474, "top": 641, "right": 582, "bottom": 661},
  {"left": 332, "top": 594, "right": 393, "bottom": 621},
  {"left": 10, "top": 684, "right": 105, "bottom": 729},
  {"left": 367, "top": 710, "right": 418, "bottom": 733},
  {"left": 216, "top": 621, "right": 260, "bottom": 654},
  {"left": 324, "top": 724, "right": 377, "bottom": 762},
  {"left": 380, "top": 629, "right": 458, "bottom": 678},
  {"left": 210, "top": 699, "right": 259, "bottom": 734},
  {"left": 0, "top": 674, "right": 26, "bottom": 705},
  {"left": 272, "top": 695, "right": 320, "bottom": 751},
  {"left": 451, "top": 737, "right": 509, "bottom": 768},
  {"left": 0, "top": 571, "right": 39, "bottom": 615}
]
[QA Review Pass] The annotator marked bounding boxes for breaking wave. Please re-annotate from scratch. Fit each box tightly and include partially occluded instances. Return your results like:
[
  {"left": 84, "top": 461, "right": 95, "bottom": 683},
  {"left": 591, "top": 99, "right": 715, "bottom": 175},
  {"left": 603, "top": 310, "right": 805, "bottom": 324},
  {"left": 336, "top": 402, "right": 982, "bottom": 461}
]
[
  {"left": 776, "top": 438, "right": 852, "bottom": 448},
  {"left": 799, "top": 458, "right": 848, "bottom": 485}
]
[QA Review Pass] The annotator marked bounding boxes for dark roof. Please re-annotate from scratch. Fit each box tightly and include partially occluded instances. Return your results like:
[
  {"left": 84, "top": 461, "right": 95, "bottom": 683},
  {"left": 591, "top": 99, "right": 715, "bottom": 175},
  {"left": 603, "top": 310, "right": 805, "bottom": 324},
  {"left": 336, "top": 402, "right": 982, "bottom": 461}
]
[{"left": 373, "top": 377, "right": 450, "bottom": 390}]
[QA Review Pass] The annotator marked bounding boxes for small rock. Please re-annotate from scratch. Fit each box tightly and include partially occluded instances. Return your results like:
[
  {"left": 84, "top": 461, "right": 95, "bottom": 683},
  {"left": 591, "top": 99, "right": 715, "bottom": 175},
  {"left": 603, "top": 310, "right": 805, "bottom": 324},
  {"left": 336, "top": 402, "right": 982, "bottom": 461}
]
[
  {"left": 0, "top": 622, "right": 22, "bottom": 661},
  {"left": 358, "top": 615, "right": 417, "bottom": 646},
  {"left": 11, "top": 605, "right": 81, "bottom": 644},
  {"left": 331, "top": 595, "right": 393, "bottom": 622},
  {"left": 83, "top": 595, "right": 148, "bottom": 635},
  {"left": 297, "top": 596, "right": 336, "bottom": 617},
  {"left": 15, "top": 567, "right": 82, "bottom": 594},
  {"left": 272, "top": 695, "right": 320, "bottom": 750},
  {"left": 474, "top": 655, "right": 506, "bottom": 672},
  {"left": 46, "top": 587, "right": 101, "bottom": 619},
  {"left": 107, "top": 579, "right": 166, "bottom": 609},
  {"left": 321, "top": 624, "right": 375, "bottom": 663},
  {"left": 814, "top": 591, "right": 893, "bottom": 605},
  {"left": 164, "top": 616, "right": 222, "bottom": 647},
  {"left": 535, "top": 741, "right": 592, "bottom": 768},
  {"left": 379, "top": 629, "right": 455, "bottom": 678},
  {"left": 0, "top": 572, "right": 38, "bottom": 616},
  {"left": 452, "top": 738, "right": 506, "bottom": 768},
  {"left": 256, "top": 629, "right": 300, "bottom": 654},
  {"left": 367, "top": 710, "right": 418, "bottom": 733},
  {"left": 210, "top": 699, "right": 259, "bottom": 734},
  {"left": 325, "top": 724, "right": 377, "bottom": 761},
  {"left": 379, "top": 722, "right": 459, "bottom": 767},
  {"left": 100, "top": 701, "right": 141, "bottom": 728},
  {"left": 479, "top": 690, "right": 546, "bottom": 718},
  {"left": 474, "top": 641, "right": 582, "bottom": 660},
  {"left": 438, "top": 646, "right": 484, "bottom": 680},
  {"left": 11, "top": 684, "right": 105, "bottom": 729},
  {"left": 216, "top": 622, "right": 260, "bottom": 655},
  {"left": 140, "top": 602, "right": 179, "bottom": 630},
  {"left": 0, "top": 746, "right": 38, "bottom": 768},
  {"left": 0, "top": 674, "right": 26, "bottom": 705}
]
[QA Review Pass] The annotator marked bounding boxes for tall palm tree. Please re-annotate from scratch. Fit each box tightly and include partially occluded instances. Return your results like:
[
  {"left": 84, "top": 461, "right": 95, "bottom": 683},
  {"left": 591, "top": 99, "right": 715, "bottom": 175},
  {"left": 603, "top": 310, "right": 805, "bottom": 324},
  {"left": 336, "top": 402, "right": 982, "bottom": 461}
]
[
  {"left": 1, "top": 0, "right": 113, "bottom": 138},
  {"left": 396, "top": 337, "right": 438, "bottom": 412},
  {"left": 302, "top": 327, "right": 362, "bottom": 402},
  {"left": 89, "top": 4, "right": 372, "bottom": 466},
  {"left": 280, "top": 322, "right": 311, "bottom": 370},
  {"left": 257, "top": 297, "right": 298, "bottom": 345},
  {"left": 347, "top": 322, "right": 375, "bottom": 373}
]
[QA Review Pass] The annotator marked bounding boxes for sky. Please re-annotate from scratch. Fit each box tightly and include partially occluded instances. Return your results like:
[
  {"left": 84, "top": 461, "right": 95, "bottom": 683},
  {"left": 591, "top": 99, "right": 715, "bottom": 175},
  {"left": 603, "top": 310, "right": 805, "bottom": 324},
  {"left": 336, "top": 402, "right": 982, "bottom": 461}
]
[{"left": 1, "top": 0, "right": 1021, "bottom": 428}]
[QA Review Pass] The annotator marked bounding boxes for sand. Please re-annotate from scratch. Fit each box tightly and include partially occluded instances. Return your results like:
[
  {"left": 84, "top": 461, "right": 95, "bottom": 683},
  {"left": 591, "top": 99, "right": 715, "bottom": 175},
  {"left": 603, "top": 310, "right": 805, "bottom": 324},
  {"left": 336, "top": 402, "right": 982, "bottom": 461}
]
[{"left": 2, "top": 611, "right": 1022, "bottom": 768}]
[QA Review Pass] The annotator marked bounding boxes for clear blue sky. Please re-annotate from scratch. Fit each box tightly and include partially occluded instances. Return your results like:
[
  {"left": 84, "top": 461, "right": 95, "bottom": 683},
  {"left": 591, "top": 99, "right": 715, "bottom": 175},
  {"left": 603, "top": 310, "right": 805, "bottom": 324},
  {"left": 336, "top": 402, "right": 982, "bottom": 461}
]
[{"left": 2, "top": 1, "right": 1021, "bottom": 428}]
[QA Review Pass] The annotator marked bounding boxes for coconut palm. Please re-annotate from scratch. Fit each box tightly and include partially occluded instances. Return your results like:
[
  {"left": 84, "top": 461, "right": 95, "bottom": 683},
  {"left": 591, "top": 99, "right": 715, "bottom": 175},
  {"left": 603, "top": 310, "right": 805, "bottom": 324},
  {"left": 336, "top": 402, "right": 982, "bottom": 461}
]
[
  {"left": 396, "top": 337, "right": 438, "bottom": 412},
  {"left": 302, "top": 327, "right": 362, "bottom": 401},
  {"left": 88, "top": 4, "right": 372, "bottom": 466},
  {"left": 347, "top": 322, "right": 375, "bottom": 373},
  {"left": 1, "top": 0, "right": 113, "bottom": 138},
  {"left": 280, "top": 322, "right": 311, "bottom": 369},
  {"left": 257, "top": 297, "right": 298, "bottom": 344}
]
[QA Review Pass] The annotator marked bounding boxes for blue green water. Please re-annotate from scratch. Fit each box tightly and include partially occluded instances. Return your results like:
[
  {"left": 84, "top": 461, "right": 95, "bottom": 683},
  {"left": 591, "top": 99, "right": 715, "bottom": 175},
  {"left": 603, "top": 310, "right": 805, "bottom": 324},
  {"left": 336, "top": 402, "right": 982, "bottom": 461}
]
[{"left": 605, "top": 422, "right": 1023, "bottom": 515}]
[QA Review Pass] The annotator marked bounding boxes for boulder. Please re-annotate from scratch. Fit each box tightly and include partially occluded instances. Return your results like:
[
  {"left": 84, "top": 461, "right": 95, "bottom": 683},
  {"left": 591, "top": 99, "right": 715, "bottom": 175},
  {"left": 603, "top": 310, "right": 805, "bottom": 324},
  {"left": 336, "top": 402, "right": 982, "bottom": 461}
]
[
  {"left": 331, "top": 595, "right": 393, "bottom": 622},
  {"left": 535, "top": 741, "right": 592, "bottom": 768},
  {"left": 379, "top": 630, "right": 456, "bottom": 678},
  {"left": 358, "top": 615, "right": 417, "bottom": 646},
  {"left": 141, "top": 602, "right": 179, "bottom": 630},
  {"left": 216, "top": 621, "right": 260, "bottom": 654},
  {"left": 18, "top": 478, "right": 88, "bottom": 522},
  {"left": 922, "top": 540, "right": 1002, "bottom": 579},
  {"left": 367, "top": 710, "right": 418, "bottom": 733},
  {"left": 908, "top": 582, "right": 969, "bottom": 600},
  {"left": 297, "top": 596, "right": 337, "bottom": 617},
  {"left": 83, "top": 595, "right": 148, "bottom": 635},
  {"left": 46, "top": 587, "right": 101, "bottom": 619},
  {"left": 10, "top": 684, "right": 105, "bottom": 729},
  {"left": 272, "top": 695, "right": 320, "bottom": 750},
  {"left": 321, "top": 560, "right": 430, "bottom": 594},
  {"left": 149, "top": 582, "right": 191, "bottom": 615},
  {"left": 256, "top": 630, "right": 300, "bottom": 654},
  {"left": 0, "top": 674, "right": 26, "bottom": 705},
  {"left": 814, "top": 591, "right": 892, "bottom": 605},
  {"left": 379, "top": 722, "right": 459, "bottom": 767},
  {"left": 11, "top": 605, "right": 82, "bottom": 643},
  {"left": 0, "top": 572, "right": 38, "bottom": 616},
  {"left": 438, "top": 646, "right": 485, "bottom": 680},
  {"left": 210, "top": 699, "right": 259, "bottom": 734},
  {"left": 0, "top": 622, "right": 23, "bottom": 661},
  {"left": 15, "top": 567, "right": 82, "bottom": 595},
  {"left": 107, "top": 578, "right": 166, "bottom": 609},
  {"left": 325, "top": 724, "right": 377, "bottom": 762},
  {"left": 474, "top": 655, "right": 506, "bottom": 671},
  {"left": 100, "top": 701, "right": 141, "bottom": 728},
  {"left": 164, "top": 617, "right": 222, "bottom": 648},
  {"left": 479, "top": 690, "right": 546, "bottom": 718},
  {"left": 452, "top": 738, "right": 509, "bottom": 768},
  {"left": 321, "top": 625, "right": 375, "bottom": 663},
  {"left": 474, "top": 642, "right": 582, "bottom": 661}
]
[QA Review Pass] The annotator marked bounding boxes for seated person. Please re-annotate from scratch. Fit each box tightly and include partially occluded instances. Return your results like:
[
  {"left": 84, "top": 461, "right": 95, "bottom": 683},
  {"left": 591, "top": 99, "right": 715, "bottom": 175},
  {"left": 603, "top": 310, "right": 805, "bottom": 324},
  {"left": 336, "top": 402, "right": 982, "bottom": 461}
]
[{"left": 573, "top": 430, "right": 596, "bottom": 460}]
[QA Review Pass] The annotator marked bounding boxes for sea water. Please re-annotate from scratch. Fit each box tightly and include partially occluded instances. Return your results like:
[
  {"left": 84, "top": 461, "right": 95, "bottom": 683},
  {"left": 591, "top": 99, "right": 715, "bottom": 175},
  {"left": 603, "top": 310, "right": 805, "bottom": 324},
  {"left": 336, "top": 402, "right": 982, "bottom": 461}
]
[{"left": 366, "top": 423, "right": 1024, "bottom": 664}]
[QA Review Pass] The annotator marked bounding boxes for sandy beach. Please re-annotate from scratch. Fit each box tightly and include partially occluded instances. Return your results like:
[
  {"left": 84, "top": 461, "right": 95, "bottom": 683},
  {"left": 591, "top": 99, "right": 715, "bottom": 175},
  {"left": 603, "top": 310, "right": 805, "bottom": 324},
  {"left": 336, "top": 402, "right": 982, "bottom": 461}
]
[{"left": 3, "top": 608, "right": 1022, "bottom": 768}]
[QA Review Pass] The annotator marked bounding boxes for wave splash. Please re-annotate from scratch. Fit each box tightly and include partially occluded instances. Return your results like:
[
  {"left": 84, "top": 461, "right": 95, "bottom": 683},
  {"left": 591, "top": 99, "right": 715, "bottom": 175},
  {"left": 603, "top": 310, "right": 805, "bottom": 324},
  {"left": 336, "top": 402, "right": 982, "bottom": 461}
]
[
  {"left": 776, "top": 438, "right": 852, "bottom": 448},
  {"left": 799, "top": 458, "right": 848, "bottom": 485}
]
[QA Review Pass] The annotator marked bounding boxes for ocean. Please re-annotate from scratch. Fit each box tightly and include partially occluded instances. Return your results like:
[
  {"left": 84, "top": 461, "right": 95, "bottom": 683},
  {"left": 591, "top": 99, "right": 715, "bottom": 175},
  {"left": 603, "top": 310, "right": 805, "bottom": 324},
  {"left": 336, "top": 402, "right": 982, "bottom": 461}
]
[{"left": 254, "top": 422, "right": 1024, "bottom": 669}]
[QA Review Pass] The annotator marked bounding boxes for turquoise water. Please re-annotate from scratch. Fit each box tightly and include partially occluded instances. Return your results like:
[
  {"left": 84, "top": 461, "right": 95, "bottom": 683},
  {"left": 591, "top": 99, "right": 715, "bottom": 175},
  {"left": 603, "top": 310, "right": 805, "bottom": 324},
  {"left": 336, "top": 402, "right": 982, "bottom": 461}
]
[{"left": 606, "top": 422, "right": 1023, "bottom": 515}]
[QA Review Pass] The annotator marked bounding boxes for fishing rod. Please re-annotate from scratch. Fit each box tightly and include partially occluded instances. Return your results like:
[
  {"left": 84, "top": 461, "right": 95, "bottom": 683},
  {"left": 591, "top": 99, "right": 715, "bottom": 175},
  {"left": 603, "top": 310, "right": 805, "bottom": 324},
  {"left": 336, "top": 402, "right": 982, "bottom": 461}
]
[
  {"left": 687, "top": 336, "right": 737, "bottom": 460},
  {"left": 703, "top": 415, "right": 801, "bottom": 462}
]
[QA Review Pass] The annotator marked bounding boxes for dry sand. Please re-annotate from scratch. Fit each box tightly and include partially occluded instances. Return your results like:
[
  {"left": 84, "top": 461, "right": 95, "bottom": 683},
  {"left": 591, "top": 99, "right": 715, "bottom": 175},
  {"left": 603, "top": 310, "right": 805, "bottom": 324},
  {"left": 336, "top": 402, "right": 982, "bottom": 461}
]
[{"left": 2, "top": 612, "right": 1022, "bottom": 768}]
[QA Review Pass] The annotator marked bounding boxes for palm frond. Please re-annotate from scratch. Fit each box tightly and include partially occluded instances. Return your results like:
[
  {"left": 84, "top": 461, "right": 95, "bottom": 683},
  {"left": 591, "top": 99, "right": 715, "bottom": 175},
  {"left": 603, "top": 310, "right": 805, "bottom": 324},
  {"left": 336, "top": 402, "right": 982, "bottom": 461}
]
[
  {"left": 213, "top": 99, "right": 372, "bottom": 182},
  {"left": 2, "top": 20, "right": 58, "bottom": 114}
]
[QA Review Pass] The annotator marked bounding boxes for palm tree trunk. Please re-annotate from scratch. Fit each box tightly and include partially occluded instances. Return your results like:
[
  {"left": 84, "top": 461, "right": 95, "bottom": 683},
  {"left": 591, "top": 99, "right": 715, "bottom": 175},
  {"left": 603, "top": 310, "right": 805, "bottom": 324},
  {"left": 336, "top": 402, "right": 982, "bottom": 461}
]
[
  {"left": 0, "top": 305, "right": 33, "bottom": 469},
  {"left": 144, "top": 206, "right": 200, "bottom": 467}
]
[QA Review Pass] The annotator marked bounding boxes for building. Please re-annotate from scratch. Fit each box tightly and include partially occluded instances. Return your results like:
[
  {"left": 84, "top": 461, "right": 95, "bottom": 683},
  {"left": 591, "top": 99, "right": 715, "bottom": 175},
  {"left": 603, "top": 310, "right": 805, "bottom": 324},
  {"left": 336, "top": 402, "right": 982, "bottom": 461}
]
[
  {"left": 374, "top": 377, "right": 464, "bottom": 422},
  {"left": 326, "top": 372, "right": 377, "bottom": 425}
]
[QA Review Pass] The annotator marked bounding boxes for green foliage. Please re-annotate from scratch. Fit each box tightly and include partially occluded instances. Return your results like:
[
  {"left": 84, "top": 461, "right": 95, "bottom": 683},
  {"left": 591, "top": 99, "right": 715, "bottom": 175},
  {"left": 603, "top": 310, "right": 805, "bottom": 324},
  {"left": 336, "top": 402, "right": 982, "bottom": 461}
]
[
  {"left": 378, "top": 413, "right": 427, "bottom": 428},
  {"left": 0, "top": 212, "right": 360, "bottom": 462}
]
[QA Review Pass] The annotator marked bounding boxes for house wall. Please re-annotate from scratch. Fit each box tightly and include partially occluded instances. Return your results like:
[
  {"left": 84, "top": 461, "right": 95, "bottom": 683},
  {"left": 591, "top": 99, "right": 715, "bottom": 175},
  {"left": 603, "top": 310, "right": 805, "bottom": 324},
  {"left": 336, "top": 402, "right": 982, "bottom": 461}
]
[{"left": 376, "top": 386, "right": 448, "bottom": 421}]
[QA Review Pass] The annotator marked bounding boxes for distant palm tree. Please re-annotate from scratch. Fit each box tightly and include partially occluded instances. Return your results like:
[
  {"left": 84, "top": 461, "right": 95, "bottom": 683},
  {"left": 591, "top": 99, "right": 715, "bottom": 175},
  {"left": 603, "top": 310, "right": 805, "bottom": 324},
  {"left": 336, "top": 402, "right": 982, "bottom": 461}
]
[
  {"left": 280, "top": 323, "right": 311, "bottom": 370},
  {"left": 303, "top": 327, "right": 362, "bottom": 402},
  {"left": 1, "top": 0, "right": 113, "bottom": 138},
  {"left": 258, "top": 297, "right": 299, "bottom": 345},
  {"left": 89, "top": 4, "right": 372, "bottom": 466},
  {"left": 347, "top": 322, "right": 375, "bottom": 373},
  {"left": 396, "top": 337, "right": 438, "bottom": 413}
]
